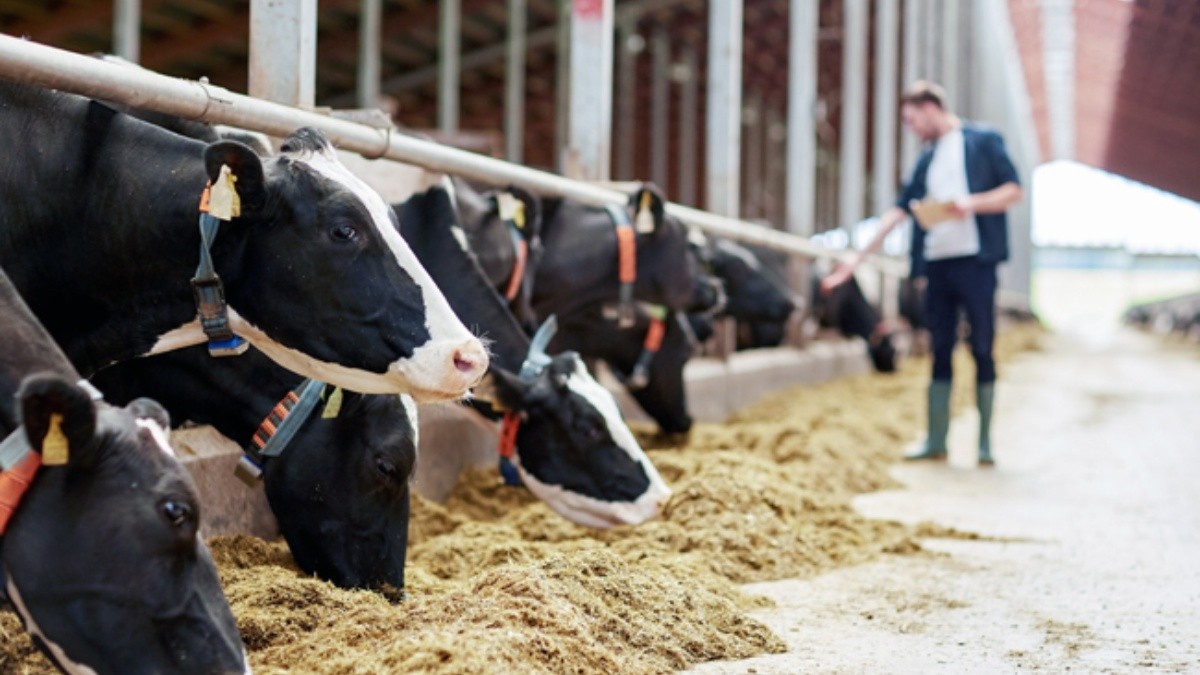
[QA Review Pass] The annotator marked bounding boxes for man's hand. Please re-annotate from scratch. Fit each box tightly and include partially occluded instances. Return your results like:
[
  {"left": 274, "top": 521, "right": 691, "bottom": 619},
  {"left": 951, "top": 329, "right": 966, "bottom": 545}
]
[
  {"left": 948, "top": 195, "right": 975, "bottom": 220},
  {"left": 820, "top": 263, "right": 854, "bottom": 296}
]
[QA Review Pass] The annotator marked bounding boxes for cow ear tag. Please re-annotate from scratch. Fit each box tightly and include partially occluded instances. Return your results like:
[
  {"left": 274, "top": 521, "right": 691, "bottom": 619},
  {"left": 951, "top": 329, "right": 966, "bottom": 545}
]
[
  {"left": 41, "top": 413, "right": 70, "bottom": 466},
  {"left": 496, "top": 192, "right": 525, "bottom": 230},
  {"left": 207, "top": 164, "right": 241, "bottom": 221},
  {"left": 635, "top": 190, "right": 655, "bottom": 234},
  {"left": 321, "top": 387, "right": 344, "bottom": 419}
]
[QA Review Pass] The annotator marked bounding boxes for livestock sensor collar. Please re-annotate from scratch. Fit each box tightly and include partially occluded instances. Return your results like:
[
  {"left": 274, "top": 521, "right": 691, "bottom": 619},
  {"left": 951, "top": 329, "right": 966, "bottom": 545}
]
[
  {"left": 192, "top": 168, "right": 249, "bottom": 358},
  {"left": 498, "top": 315, "right": 559, "bottom": 486},
  {"left": 235, "top": 379, "right": 330, "bottom": 485}
]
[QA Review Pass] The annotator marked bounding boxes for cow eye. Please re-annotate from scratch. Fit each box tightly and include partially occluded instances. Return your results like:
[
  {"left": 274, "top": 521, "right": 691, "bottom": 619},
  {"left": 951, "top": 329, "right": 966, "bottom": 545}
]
[
  {"left": 374, "top": 455, "right": 400, "bottom": 480},
  {"left": 159, "top": 499, "right": 193, "bottom": 527},
  {"left": 329, "top": 223, "right": 358, "bottom": 242}
]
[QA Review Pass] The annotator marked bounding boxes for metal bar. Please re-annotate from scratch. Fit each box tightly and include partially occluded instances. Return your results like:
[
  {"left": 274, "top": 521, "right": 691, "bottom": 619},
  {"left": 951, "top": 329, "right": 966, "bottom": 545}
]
[
  {"left": 872, "top": 0, "right": 899, "bottom": 215},
  {"left": 786, "top": 0, "right": 818, "bottom": 236},
  {"left": 676, "top": 45, "right": 698, "bottom": 206},
  {"left": 900, "top": 0, "right": 922, "bottom": 169},
  {"left": 838, "top": 0, "right": 868, "bottom": 230},
  {"left": 357, "top": 0, "right": 382, "bottom": 109},
  {"left": 566, "top": 0, "right": 614, "bottom": 180},
  {"left": 438, "top": 0, "right": 460, "bottom": 132},
  {"left": 941, "top": 0, "right": 958, "bottom": 110},
  {"left": 505, "top": 0, "right": 527, "bottom": 163},
  {"left": 249, "top": 0, "right": 316, "bottom": 107},
  {"left": 742, "top": 93, "right": 763, "bottom": 219},
  {"left": 112, "top": 0, "right": 140, "bottom": 63},
  {"left": 705, "top": 0, "right": 743, "bottom": 217},
  {"left": 0, "top": 35, "right": 906, "bottom": 277},
  {"left": 649, "top": 26, "right": 670, "bottom": 188},
  {"left": 554, "top": 0, "right": 570, "bottom": 171},
  {"left": 615, "top": 17, "right": 639, "bottom": 180}
]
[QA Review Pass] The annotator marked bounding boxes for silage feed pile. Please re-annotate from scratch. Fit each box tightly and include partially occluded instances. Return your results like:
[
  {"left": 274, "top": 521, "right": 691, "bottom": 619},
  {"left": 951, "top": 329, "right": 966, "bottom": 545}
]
[{"left": 0, "top": 326, "right": 1040, "bottom": 674}]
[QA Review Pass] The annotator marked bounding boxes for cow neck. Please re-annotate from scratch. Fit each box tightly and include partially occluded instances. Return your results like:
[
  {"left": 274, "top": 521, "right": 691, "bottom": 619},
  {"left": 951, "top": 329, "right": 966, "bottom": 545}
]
[
  {"left": 0, "top": 91, "right": 213, "bottom": 375},
  {"left": 399, "top": 189, "right": 529, "bottom": 372}
]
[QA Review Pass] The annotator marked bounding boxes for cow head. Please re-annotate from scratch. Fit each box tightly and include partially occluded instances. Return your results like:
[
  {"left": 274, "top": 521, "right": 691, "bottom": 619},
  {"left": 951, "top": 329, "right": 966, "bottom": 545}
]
[
  {"left": 476, "top": 354, "right": 671, "bottom": 529},
  {"left": 262, "top": 390, "right": 417, "bottom": 598},
  {"left": 699, "top": 236, "right": 795, "bottom": 323},
  {"left": 198, "top": 128, "right": 487, "bottom": 401},
  {"left": 627, "top": 184, "right": 700, "bottom": 312},
  {"left": 1, "top": 375, "right": 247, "bottom": 674}
]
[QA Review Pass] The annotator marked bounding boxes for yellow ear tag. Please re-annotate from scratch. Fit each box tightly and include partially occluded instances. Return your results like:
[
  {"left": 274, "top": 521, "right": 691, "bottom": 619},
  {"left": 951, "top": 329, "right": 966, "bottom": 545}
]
[
  {"left": 497, "top": 192, "right": 525, "bottom": 230},
  {"left": 635, "top": 190, "right": 655, "bottom": 234},
  {"left": 41, "top": 413, "right": 70, "bottom": 466},
  {"left": 207, "top": 164, "right": 241, "bottom": 221},
  {"left": 321, "top": 387, "right": 344, "bottom": 419}
]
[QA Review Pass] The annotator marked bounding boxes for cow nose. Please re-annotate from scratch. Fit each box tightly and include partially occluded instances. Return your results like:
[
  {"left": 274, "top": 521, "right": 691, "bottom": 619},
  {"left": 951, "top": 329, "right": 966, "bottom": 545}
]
[{"left": 452, "top": 339, "right": 489, "bottom": 382}]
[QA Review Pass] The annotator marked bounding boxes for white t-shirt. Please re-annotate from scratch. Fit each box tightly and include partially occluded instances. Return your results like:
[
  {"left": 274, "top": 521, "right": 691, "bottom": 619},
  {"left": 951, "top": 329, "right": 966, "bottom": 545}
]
[{"left": 922, "top": 127, "right": 980, "bottom": 260}]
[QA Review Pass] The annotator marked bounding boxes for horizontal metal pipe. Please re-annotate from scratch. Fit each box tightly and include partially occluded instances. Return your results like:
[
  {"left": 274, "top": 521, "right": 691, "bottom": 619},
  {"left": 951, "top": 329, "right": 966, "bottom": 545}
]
[{"left": 0, "top": 35, "right": 907, "bottom": 277}]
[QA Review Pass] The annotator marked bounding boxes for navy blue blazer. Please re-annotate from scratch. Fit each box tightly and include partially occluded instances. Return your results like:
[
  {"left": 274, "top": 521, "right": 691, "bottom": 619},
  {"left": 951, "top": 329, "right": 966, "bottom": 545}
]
[{"left": 897, "top": 122, "right": 1021, "bottom": 277}]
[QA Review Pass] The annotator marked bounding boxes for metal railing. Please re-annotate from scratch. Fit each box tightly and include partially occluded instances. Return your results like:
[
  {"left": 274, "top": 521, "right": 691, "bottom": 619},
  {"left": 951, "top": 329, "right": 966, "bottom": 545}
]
[{"left": 0, "top": 34, "right": 907, "bottom": 278}]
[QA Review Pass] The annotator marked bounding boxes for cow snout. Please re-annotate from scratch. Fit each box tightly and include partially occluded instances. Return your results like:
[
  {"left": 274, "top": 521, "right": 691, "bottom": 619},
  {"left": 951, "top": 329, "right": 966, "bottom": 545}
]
[
  {"left": 392, "top": 336, "right": 490, "bottom": 403},
  {"left": 452, "top": 338, "right": 488, "bottom": 379}
]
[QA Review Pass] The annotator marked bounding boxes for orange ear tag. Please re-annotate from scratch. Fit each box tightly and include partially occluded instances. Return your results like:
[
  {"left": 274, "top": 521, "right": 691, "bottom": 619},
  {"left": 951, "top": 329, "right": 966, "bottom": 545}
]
[{"left": 41, "top": 413, "right": 70, "bottom": 466}]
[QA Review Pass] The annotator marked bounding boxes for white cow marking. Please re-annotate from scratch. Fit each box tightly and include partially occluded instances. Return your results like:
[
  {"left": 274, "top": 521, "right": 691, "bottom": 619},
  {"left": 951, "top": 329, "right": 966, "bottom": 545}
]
[
  {"left": 6, "top": 579, "right": 98, "bottom": 675},
  {"left": 135, "top": 418, "right": 175, "bottom": 458}
]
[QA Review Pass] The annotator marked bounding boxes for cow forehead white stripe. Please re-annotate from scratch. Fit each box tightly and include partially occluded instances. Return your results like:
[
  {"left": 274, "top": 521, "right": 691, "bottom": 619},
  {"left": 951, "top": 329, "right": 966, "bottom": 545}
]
[
  {"left": 399, "top": 394, "right": 419, "bottom": 447},
  {"left": 6, "top": 578, "right": 99, "bottom": 675},
  {"left": 295, "top": 151, "right": 474, "bottom": 345},
  {"left": 136, "top": 418, "right": 175, "bottom": 458}
]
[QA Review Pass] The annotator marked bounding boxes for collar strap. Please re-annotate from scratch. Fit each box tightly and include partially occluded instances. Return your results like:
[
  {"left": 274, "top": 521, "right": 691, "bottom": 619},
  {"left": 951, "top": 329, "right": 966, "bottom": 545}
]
[
  {"left": 602, "top": 204, "right": 637, "bottom": 328},
  {"left": 495, "top": 192, "right": 529, "bottom": 302},
  {"left": 193, "top": 169, "right": 248, "bottom": 358},
  {"left": 235, "top": 379, "right": 327, "bottom": 485},
  {"left": 626, "top": 304, "right": 668, "bottom": 390},
  {"left": 495, "top": 315, "right": 560, "bottom": 486}
]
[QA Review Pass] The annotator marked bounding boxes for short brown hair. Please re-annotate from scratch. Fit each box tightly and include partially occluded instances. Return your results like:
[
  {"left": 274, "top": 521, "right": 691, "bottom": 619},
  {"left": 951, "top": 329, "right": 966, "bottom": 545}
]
[{"left": 900, "top": 81, "right": 947, "bottom": 110}]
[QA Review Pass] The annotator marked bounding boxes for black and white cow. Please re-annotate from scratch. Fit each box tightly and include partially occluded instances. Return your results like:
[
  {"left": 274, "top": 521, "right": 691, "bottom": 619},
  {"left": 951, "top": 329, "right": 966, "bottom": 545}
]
[
  {"left": 0, "top": 81, "right": 486, "bottom": 400},
  {"left": 0, "top": 271, "right": 247, "bottom": 674},
  {"left": 812, "top": 273, "right": 898, "bottom": 372},
  {"left": 90, "top": 348, "right": 418, "bottom": 597},
  {"left": 533, "top": 184, "right": 703, "bottom": 320},
  {"left": 399, "top": 187, "right": 672, "bottom": 528},
  {"left": 448, "top": 177, "right": 543, "bottom": 332}
]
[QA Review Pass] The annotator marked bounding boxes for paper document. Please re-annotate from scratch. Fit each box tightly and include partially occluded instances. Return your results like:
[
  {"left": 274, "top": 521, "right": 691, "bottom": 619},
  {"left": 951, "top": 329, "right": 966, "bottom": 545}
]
[{"left": 910, "top": 199, "right": 958, "bottom": 230}]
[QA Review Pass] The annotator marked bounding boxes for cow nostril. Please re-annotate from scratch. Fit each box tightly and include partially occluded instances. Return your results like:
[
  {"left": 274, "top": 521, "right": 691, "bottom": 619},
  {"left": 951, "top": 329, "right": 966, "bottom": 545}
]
[{"left": 453, "top": 352, "right": 477, "bottom": 374}]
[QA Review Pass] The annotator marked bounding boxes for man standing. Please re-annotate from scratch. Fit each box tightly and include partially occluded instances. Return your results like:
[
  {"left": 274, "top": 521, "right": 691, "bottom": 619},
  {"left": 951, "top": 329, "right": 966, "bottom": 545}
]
[{"left": 822, "top": 81, "right": 1023, "bottom": 466}]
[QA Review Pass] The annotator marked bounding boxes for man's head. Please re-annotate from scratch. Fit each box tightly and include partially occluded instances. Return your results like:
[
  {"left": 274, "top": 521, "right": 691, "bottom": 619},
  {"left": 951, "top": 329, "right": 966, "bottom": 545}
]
[{"left": 899, "top": 80, "right": 952, "bottom": 142}]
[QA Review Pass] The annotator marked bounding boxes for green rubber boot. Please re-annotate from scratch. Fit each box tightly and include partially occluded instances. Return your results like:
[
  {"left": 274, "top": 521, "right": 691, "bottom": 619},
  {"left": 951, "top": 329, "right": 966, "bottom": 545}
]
[
  {"left": 905, "top": 381, "right": 952, "bottom": 460},
  {"left": 977, "top": 383, "right": 995, "bottom": 466}
]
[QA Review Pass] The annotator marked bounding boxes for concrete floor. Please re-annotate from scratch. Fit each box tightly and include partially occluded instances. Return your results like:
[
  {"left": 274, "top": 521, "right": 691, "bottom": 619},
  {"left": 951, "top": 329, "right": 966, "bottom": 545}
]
[{"left": 686, "top": 325, "right": 1200, "bottom": 674}]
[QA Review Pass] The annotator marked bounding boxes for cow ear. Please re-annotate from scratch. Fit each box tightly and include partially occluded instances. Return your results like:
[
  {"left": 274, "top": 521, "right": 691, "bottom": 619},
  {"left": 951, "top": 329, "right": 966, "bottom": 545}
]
[
  {"left": 18, "top": 374, "right": 97, "bottom": 469},
  {"left": 472, "top": 369, "right": 527, "bottom": 412},
  {"left": 204, "top": 140, "right": 267, "bottom": 212},
  {"left": 127, "top": 397, "right": 171, "bottom": 431},
  {"left": 505, "top": 185, "right": 541, "bottom": 242},
  {"left": 628, "top": 183, "right": 667, "bottom": 235}
]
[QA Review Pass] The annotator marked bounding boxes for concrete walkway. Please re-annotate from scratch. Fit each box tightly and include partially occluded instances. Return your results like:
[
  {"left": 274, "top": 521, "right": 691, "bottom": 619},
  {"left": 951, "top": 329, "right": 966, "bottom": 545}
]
[{"left": 687, "top": 327, "right": 1200, "bottom": 674}]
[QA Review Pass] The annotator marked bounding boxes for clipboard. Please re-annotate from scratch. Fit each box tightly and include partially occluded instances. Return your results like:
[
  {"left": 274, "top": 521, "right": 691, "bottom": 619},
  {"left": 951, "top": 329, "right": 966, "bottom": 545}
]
[{"left": 910, "top": 199, "right": 958, "bottom": 230}]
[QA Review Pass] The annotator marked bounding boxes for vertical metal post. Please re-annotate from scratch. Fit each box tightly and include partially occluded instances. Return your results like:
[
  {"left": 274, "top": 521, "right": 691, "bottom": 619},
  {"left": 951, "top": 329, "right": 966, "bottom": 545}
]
[
  {"left": 505, "top": 0, "right": 527, "bottom": 162},
  {"left": 113, "top": 0, "right": 140, "bottom": 63},
  {"left": 615, "top": 18, "right": 639, "bottom": 180},
  {"left": 941, "top": 0, "right": 959, "bottom": 111},
  {"left": 555, "top": 0, "right": 570, "bottom": 170},
  {"left": 786, "top": 0, "right": 818, "bottom": 236},
  {"left": 838, "top": 0, "right": 868, "bottom": 231},
  {"left": 565, "top": 0, "right": 614, "bottom": 180},
  {"left": 357, "top": 0, "right": 382, "bottom": 109},
  {"left": 650, "top": 27, "right": 671, "bottom": 188},
  {"left": 873, "top": 0, "right": 899, "bottom": 216},
  {"left": 439, "top": 0, "right": 461, "bottom": 132},
  {"left": 249, "top": 0, "right": 317, "bottom": 107},
  {"left": 765, "top": 106, "right": 787, "bottom": 227},
  {"left": 743, "top": 93, "right": 763, "bottom": 219},
  {"left": 677, "top": 46, "right": 699, "bottom": 206},
  {"left": 900, "top": 0, "right": 922, "bottom": 170},
  {"left": 922, "top": 0, "right": 939, "bottom": 83},
  {"left": 706, "top": 0, "right": 743, "bottom": 217}
]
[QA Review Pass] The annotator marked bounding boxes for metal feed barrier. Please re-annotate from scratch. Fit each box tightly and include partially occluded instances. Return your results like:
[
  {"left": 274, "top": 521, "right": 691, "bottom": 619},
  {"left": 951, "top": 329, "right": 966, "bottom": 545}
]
[{"left": 0, "top": 34, "right": 907, "bottom": 279}]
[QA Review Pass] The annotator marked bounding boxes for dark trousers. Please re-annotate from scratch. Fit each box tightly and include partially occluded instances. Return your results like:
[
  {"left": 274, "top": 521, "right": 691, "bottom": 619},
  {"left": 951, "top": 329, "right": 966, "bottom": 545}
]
[{"left": 924, "top": 257, "right": 997, "bottom": 384}]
